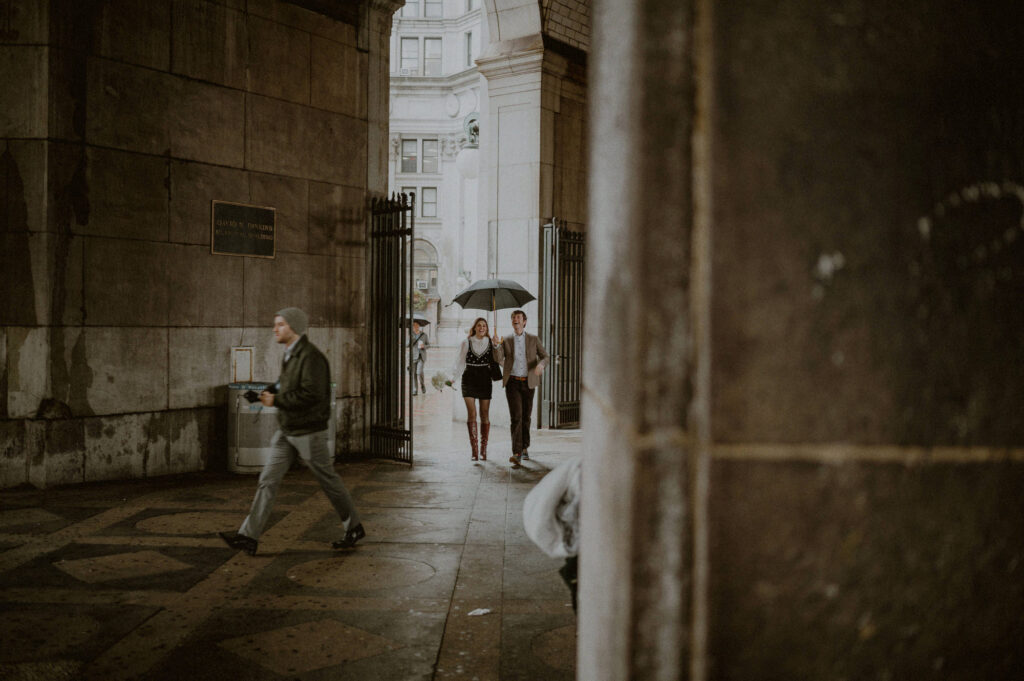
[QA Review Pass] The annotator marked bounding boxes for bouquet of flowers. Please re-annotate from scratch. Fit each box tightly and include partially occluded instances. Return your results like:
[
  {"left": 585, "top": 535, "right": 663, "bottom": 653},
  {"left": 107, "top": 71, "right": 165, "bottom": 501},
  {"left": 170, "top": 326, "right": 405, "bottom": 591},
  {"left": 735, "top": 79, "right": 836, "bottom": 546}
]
[{"left": 431, "top": 371, "right": 454, "bottom": 392}]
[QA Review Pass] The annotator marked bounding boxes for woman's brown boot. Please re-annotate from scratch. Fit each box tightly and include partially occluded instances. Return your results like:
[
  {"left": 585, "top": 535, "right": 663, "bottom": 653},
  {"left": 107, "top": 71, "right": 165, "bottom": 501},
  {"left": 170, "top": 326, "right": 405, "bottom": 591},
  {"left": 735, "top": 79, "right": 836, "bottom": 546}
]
[
  {"left": 479, "top": 422, "right": 490, "bottom": 461},
  {"left": 468, "top": 421, "right": 479, "bottom": 461}
]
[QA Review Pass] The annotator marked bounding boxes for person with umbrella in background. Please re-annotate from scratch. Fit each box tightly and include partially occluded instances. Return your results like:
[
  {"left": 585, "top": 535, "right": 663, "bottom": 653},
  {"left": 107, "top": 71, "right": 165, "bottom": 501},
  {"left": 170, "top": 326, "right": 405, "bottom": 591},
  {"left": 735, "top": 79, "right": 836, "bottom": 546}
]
[
  {"left": 493, "top": 309, "right": 549, "bottom": 467},
  {"left": 450, "top": 279, "right": 544, "bottom": 466},
  {"left": 450, "top": 317, "right": 502, "bottom": 461},
  {"left": 409, "top": 319, "right": 429, "bottom": 395}
]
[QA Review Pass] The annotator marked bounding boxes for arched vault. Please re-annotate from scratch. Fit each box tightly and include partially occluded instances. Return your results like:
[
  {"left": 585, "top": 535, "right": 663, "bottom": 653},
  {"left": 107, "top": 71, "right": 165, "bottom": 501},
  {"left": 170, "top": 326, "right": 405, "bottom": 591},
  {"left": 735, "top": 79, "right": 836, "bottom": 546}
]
[{"left": 483, "top": 0, "right": 590, "bottom": 53}]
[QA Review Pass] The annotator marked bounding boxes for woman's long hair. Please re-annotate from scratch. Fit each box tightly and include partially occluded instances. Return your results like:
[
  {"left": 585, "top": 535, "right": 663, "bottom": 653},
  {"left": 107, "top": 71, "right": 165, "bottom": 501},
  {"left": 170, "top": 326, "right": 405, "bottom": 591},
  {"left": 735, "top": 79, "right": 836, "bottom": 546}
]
[{"left": 468, "top": 317, "right": 489, "bottom": 337}]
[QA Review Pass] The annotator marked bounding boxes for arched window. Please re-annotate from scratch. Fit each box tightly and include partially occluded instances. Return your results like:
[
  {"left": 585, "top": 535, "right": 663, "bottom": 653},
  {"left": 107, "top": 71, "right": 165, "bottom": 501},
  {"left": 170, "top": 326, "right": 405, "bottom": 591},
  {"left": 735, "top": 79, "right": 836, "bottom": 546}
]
[{"left": 412, "top": 239, "right": 439, "bottom": 296}]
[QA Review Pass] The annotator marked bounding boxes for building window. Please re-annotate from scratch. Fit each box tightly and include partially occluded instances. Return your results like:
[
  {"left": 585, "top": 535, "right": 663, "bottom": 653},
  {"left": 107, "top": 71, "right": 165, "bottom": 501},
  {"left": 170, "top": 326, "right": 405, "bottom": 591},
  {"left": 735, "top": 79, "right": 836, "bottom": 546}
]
[
  {"left": 401, "top": 186, "right": 417, "bottom": 206},
  {"left": 424, "top": 37, "right": 442, "bottom": 76},
  {"left": 421, "top": 187, "right": 437, "bottom": 217},
  {"left": 400, "top": 37, "right": 419, "bottom": 74},
  {"left": 425, "top": 0, "right": 443, "bottom": 18},
  {"left": 422, "top": 139, "right": 439, "bottom": 173},
  {"left": 402, "top": 1, "right": 419, "bottom": 17},
  {"left": 413, "top": 239, "right": 440, "bottom": 295},
  {"left": 465, "top": 32, "right": 474, "bottom": 67},
  {"left": 401, "top": 140, "right": 418, "bottom": 173}
]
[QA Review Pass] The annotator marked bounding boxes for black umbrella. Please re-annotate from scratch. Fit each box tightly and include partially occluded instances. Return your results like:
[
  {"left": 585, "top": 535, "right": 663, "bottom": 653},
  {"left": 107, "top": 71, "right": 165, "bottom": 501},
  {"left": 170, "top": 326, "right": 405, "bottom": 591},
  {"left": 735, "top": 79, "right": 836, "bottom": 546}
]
[
  {"left": 402, "top": 313, "right": 430, "bottom": 326},
  {"left": 451, "top": 279, "right": 536, "bottom": 333}
]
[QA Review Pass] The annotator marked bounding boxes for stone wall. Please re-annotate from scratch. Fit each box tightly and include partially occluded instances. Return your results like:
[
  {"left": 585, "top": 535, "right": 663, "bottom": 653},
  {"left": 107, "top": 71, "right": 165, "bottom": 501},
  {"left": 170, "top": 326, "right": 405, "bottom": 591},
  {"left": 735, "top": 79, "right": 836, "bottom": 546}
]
[
  {"left": 707, "top": 0, "right": 1024, "bottom": 676},
  {"left": 581, "top": 0, "right": 1024, "bottom": 678},
  {"left": 1, "top": 0, "right": 395, "bottom": 488}
]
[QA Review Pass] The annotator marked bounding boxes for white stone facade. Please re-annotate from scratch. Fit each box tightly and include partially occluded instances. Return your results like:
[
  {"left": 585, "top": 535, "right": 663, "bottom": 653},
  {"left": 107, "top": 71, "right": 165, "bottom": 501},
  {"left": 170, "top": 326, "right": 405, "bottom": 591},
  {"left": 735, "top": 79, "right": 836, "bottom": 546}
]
[{"left": 388, "top": 0, "right": 491, "bottom": 355}]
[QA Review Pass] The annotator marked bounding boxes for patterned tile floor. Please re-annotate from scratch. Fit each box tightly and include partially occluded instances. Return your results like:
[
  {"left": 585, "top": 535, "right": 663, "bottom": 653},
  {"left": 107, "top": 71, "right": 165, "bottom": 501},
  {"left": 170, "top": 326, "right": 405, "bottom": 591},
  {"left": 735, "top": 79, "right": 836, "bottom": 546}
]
[{"left": 0, "top": 391, "right": 581, "bottom": 680}]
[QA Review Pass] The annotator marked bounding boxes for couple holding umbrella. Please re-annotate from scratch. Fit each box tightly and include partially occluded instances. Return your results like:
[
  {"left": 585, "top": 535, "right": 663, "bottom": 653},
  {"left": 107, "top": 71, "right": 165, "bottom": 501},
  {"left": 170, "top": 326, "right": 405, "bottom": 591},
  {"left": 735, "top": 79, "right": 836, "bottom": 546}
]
[{"left": 449, "top": 279, "right": 550, "bottom": 466}]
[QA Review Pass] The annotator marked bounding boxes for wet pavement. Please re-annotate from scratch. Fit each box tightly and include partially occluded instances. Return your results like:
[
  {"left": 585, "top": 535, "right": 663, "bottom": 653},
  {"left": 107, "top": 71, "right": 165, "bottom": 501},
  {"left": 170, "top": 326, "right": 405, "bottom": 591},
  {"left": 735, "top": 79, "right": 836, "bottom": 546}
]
[{"left": 0, "top": 391, "right": 581, "bottom": 680}]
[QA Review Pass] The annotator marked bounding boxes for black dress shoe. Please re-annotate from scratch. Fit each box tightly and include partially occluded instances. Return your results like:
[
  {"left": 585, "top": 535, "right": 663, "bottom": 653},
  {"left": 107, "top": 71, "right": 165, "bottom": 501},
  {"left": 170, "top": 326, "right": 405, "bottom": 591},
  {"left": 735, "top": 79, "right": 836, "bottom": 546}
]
[
  {"left": 332, "top": 523, "right": 366, "bottom": 549},
  {"left": 218, "top": 531, "right": 258, "bottom": 556}
]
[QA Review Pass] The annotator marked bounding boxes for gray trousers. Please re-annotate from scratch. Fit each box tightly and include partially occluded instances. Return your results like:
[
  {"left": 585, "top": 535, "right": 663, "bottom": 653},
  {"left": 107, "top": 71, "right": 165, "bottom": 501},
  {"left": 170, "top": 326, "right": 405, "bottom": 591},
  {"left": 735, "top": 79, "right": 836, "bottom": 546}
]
[{"left": 239, "top": 429, "right": 360, "bottom": 540}]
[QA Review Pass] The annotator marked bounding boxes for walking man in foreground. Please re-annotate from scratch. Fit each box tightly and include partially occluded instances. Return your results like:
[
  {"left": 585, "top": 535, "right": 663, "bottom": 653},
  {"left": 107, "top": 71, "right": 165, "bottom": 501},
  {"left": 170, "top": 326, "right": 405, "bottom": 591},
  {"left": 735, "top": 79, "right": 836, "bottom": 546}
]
[
  {"left": 494, "top": 309, "right": 549, "bottom": 467},
  {"left": 219, "top": 307, "right": 365, "bottom": 555}
]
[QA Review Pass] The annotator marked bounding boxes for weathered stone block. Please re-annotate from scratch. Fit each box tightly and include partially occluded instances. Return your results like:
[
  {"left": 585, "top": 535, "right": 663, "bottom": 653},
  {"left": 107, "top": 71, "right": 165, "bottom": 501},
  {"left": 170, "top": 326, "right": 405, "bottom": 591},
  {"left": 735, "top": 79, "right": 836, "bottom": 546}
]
[
  {"left": 93, "top": 0, "right": 171, "bottom": 71},
  {"left": 0, "top": 46, "right": 47, "bottom": 138},
  {"left": 1, "top": 140, "right": 46, "bottom": 234},
  {"left": 308, "top": 181, "right": 366, "bottom": 255},
  {"left": 710, "top": 458, "right": 1024, "bottom": 679},
  {"left": 45, "top": 142, "right": 88, "bottom": 232},
  {"left": 246, "top": 0, "right": 357, "bottom": 46},
  {"left": 86, "top": 57, "right": 170, "bottom": 155},
  {"left": 245, "top": 94, "right": 367, "bottom": 185},
  {"left": 169, "top": 78, "right": 246, "bottom": 166},
  {"left": 166, "top": 244, "right": 244, "bottom": 327},
  {"left": 164, "top": 407, "right": 217, "bottom": 475},
  {"left": 242, "top": 252, "right": 364, "bottom": 328},
  {"left": 171, "top": 0, "right": 248, "bottom": 89},
  {"left": 84, "top": 238, "right": 169, "bottom": 326},
  {"left": 311, "top": 35, "right": 366, "bottom": 119},
  {"left": 0, "top": 330, "right": 6, "bottom": 415},
  {"left": 1, "top": 231, "right": 85, "bottom": 328},
  {"left": 80, "top": 147, "right": 169, "bottom": 240},
  {"left": 335, "top": 396, "right": 365, "bottom": 459},
  {"left": 325, "top": 327, "right": 365, "bottom": 397},
  {"left": 305, "top": 327, "right": 357, "bottom": 392},
  {"left": 238, "top": 324, "right": 285, "bottom": 384},
  {"left": 246, "top": 14, "right": 310, "bottom": 104},
  {"left": 47, "top": 48, "right": 86, "bottom": 142},
  {"left": 242, "top": 252, "right": 325, "bottom": 327},
  {"left": 3, "top": 327, "right": 50, "bottom": 420},
  {"left": 0, "top": 420, "right": 27, "bottom": 488},
  {"left": 28, "top": 418, "right": 85, "bottom": 487},
  {"left": 2, "top": 0, "right": 49, "bottom": 44},
  {"left": 83, "top": 413, "right": 150, "bottom": 482},
  {"left": 0, "top": 233, "right": 39, "bottom": 327},
  {"left": 169, "top": 160, "right": 250, "bottom": 245},
  {"left": 328, "top": 253, "right": 366, "bottom": 327},
  {"left": 80, "top": 327, "right": 169, "bottom": 415},
  {"left": 168, "top": 327, "right": 239, "bottom": 408},
  {"left": 47, "top": 327, "right": 94, "bottom": 419},
  {"left": 249, "top": 172, "right": 309, "bottom": 253}
]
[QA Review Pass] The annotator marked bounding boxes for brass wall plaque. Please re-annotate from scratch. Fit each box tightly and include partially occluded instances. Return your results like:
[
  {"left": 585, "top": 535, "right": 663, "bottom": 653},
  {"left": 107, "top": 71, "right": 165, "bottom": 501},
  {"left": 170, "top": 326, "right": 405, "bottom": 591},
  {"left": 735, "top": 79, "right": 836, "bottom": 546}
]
[{"left": 211, "top": 201, "right": 276, "bottom": 258}]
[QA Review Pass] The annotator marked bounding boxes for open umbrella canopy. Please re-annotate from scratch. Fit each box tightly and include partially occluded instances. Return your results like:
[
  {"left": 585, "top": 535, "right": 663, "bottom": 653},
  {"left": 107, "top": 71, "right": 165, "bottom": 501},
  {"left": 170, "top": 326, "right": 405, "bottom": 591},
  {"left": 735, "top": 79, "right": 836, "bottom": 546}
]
[{"left": 451, "top": 279, "right": 536, "bottom": 311}]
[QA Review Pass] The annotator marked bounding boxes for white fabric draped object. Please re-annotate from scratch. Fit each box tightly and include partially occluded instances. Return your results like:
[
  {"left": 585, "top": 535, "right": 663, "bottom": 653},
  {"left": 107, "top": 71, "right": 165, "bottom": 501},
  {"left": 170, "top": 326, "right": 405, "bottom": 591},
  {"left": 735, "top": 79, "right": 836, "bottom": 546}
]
[{"left": 522, "top": 458, "right": 582, "bottom": 558}]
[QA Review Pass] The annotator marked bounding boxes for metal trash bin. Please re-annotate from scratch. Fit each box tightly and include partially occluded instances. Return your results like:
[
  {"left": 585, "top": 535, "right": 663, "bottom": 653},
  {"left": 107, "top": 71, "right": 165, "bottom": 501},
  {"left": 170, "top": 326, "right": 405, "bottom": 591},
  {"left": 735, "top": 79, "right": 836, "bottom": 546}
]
[{"left": 227, "top": 382, "right": 338, "bottom": 474}]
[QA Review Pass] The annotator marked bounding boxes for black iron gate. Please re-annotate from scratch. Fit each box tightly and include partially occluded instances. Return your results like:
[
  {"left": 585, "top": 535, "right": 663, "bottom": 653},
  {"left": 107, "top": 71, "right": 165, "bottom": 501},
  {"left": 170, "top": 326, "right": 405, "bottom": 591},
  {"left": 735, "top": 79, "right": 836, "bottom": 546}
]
[
  {"left": 539, "top": 218, "right": 585, "bottom": 429},
  {"left": 368, "top": 193, "right": 414, "bottom": 463}
]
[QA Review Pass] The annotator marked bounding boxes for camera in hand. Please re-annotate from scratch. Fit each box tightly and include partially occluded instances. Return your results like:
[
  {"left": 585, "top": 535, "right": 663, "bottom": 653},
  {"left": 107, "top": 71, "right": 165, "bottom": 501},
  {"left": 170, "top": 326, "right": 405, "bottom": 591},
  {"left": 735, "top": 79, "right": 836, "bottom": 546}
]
[{"left": 242, "top": 384, "right": 276, "bottom": 403}]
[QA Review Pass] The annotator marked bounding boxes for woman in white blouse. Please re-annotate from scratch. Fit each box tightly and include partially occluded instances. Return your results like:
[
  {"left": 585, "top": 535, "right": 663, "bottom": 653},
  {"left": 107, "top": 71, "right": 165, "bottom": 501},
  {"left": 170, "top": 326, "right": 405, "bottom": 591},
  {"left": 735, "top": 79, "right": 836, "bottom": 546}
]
[{"left": 451, "top": 317, "right": 503, "bottom": 461}]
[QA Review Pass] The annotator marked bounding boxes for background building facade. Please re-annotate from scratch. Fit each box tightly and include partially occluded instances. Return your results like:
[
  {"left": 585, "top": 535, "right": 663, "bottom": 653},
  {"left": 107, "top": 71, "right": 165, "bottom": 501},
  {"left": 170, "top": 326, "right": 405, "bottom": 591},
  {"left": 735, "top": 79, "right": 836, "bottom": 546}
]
[{"left": 388, "top": 0, "right": 488, "bottom": 352}]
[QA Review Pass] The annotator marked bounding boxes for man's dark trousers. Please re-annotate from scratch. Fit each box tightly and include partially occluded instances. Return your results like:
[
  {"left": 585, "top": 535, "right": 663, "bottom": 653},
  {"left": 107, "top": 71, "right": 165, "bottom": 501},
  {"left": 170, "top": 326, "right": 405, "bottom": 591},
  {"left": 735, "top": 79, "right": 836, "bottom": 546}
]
[{"left": 505, "top": 377, "right": 534, "bottom": 455}]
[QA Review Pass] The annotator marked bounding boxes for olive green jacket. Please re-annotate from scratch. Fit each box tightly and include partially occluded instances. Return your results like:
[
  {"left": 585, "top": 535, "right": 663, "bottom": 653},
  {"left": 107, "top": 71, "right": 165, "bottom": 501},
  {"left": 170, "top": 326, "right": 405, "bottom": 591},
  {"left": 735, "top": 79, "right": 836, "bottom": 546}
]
[{"left": 275, "top": 335, "right": 331, "bottom": 435}]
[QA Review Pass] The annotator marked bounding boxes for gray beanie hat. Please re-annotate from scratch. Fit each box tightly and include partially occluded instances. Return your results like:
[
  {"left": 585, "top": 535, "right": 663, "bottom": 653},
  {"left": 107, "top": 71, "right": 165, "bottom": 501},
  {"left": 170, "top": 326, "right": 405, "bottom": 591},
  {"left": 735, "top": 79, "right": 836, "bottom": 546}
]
[{"left": 275, "top": 307, "right": 309, "bottom": 335}]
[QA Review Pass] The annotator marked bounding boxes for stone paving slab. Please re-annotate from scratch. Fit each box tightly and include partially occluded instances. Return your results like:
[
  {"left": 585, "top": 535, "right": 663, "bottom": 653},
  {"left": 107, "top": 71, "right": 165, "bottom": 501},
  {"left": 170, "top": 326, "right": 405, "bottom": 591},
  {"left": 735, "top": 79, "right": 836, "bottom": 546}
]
[{"left": 0, "top": 391, "right": 580, "bottom": 679}]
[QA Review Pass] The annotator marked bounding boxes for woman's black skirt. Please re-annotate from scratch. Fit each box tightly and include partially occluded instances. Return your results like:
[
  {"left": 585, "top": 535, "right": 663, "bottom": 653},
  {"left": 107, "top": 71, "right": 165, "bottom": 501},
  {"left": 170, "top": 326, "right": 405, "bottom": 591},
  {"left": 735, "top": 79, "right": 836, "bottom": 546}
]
[{"left": 461, "top": 364, "right": 492, "bottom": 400}]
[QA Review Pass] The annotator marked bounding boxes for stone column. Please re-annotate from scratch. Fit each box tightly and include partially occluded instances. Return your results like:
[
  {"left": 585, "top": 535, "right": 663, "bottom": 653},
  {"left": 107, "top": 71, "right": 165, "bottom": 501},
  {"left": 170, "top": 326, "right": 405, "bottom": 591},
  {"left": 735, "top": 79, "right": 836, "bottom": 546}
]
[
  {"left": 475, "top": 37, "right": 586, "bottom": 430},
  {"left": 579, "top": 0, "right": 707, "bottom": 680},
  {"left": 363, "top": 0, "right": 403, "bottom": 197},
  {"left": 477, "top": 39, "right": 546, "bottom": 326}
]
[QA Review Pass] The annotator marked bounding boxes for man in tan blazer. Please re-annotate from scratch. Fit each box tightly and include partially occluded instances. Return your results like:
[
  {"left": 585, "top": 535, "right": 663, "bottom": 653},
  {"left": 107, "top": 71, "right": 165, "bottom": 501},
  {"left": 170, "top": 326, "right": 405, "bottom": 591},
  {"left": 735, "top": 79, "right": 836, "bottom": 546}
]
[{"left": 493, "top": 309, "right": 549, "bottom": 466}]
